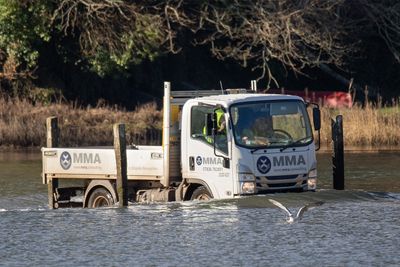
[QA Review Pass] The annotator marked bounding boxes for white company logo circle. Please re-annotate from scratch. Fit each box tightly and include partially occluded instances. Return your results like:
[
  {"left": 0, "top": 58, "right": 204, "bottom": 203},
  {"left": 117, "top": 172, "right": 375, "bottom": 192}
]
[
  {"left": 257, "top": 156, "right": 271, "bottom": 174},
  {"left": 196, "top": 156, "right": 202, "bottom": 165},
  {"left": 60, "top": 151, "right": 72, "bottom": 170}
]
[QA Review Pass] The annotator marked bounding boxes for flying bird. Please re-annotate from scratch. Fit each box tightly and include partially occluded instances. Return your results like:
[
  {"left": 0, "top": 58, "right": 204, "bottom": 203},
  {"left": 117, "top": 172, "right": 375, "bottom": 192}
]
[{"left": 268, "top": 198, "right": 324, "bottom": 223}]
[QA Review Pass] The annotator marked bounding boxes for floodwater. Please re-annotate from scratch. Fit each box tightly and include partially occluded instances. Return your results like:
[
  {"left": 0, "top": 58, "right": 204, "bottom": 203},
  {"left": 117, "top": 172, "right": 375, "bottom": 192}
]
[{"left": 0, "top": 151, "right": 399, "bottom": 266}]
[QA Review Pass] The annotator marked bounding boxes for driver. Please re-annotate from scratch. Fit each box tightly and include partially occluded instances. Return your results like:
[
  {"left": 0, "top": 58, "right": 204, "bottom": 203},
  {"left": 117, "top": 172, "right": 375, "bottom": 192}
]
[
  {"left": 203, "top": 108, "right": 226, "bottom": 143},
  {"left": 241, "top": 116, "right": 273, "bottom": 145}
]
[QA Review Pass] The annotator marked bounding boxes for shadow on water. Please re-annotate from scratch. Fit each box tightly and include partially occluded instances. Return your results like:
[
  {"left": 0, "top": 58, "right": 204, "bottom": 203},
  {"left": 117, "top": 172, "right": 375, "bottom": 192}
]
[{"left": 172, "top": 189, "right": 400, "bottom": 211}]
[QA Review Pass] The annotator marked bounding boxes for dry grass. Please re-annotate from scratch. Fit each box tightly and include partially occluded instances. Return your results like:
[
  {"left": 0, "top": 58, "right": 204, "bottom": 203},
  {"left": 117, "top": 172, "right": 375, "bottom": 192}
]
[
  {"left": 319, "top": 101, "right": 400, "bottom": 149},
  {"left": 0, "top": 95, "right": 399, "bottom": 149},
  {"left": 0, "top": 96, "right": 162, "bottom": 148}
]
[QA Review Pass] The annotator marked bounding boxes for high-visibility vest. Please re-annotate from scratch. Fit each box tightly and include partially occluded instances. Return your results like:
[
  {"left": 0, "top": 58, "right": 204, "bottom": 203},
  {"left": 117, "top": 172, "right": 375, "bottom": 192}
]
[{"left": 203, "top": 109, "right": 225, "bottom": 143}]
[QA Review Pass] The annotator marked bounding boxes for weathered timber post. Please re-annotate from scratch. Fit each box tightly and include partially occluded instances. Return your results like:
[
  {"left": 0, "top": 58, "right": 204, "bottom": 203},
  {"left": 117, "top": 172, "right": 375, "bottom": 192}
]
[
  {"left": 162, "top": 81, "right": 171, "bottom": 188},
  {"left": 331, "top": 115, "right": 345, "bottom": 190},
  {"left": 46, "top": 117, "right": 59, "bottom": 209},
  {"left": 113, "top": 123, "right": 128, "bottom": 207}
]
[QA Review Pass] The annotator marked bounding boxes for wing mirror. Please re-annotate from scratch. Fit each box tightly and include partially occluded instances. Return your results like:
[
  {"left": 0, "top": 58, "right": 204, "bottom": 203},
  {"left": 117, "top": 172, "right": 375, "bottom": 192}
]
[{"left": 313, "top": 107, "right": 321, "bottom": 131}]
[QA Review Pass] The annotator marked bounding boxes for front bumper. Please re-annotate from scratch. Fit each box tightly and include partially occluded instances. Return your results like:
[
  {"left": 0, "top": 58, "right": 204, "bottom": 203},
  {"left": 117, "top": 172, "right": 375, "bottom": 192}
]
[{"left": 255, "top": 174, "right": 313, "bottom": 192}]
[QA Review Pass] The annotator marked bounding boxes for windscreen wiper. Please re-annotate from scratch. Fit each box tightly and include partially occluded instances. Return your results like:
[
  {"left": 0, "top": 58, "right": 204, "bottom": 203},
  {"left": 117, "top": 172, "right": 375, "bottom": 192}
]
[
  {"left": 250, "top": 146, "right": 269, "bottom": 154},
  {"left": 280, "top": 137, "right": 312, "bottom": 152},
  {"left": 249, "top": 141, "right": 285, "bottom": 153}
]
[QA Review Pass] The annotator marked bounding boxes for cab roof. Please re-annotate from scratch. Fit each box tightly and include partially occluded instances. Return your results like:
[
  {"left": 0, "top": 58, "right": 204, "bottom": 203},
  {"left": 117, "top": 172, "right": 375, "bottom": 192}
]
[{"left": 189, "top": 93, "right": 305, "bottom": 107}]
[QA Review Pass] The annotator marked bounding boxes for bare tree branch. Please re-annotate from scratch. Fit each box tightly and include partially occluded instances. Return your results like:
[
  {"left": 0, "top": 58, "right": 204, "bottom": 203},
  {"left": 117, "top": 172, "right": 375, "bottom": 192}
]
[
  {"left": 357, "top": 0, "right": 400, "bottom": 62},
  {"left": 181, "top": 0, "right": 352, "bottom": 86},
  {"left": 49, "top": 0, "right": 400, "bottom": 84}
]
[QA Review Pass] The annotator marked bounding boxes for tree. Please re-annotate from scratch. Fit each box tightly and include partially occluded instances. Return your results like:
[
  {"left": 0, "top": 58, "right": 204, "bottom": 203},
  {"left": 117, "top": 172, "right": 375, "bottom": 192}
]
[
  {"left": 51, "top": 0, "right": 189, "bottom": 76},
  {"left": 2, "top": 0, "right": 400, "bottom": 100},
  {"left": 0, "top": 0, "right": 52, "bottom": 94},
  {"left": 182, "top": 0, "right": 352, "bottom": 88},
  {"left": 181, "top": 0, "right": 400, "bottom": 92},
  {"left": 355, "top": 0, "right": 400, "bottom": 63}
]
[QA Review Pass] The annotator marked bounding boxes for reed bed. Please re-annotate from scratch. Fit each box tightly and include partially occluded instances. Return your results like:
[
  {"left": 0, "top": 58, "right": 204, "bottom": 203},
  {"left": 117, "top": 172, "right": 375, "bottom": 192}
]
[
  {"left": 0, "top": 95, "right": 399, "bottom": 149},
  {"left": 0, "top": 96, "right": 162, "bottom": 148},
  {"left": 319, "top": 102, "right": 400, "bottom": 149}
]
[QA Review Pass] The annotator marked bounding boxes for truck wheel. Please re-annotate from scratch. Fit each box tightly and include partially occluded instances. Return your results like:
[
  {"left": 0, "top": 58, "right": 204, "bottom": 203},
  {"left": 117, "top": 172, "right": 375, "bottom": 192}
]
[
  {"left": 87, "top": 187, "right": 115, "bottom": 208},
  {"left": 191, "top": 186, "right": 212, "bottom": 201}
]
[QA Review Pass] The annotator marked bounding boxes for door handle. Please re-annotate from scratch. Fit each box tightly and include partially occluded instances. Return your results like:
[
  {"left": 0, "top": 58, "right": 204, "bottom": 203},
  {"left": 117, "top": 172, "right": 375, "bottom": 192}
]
[{"left": 189, "top": 156, "right": 195, "bottom": 171}]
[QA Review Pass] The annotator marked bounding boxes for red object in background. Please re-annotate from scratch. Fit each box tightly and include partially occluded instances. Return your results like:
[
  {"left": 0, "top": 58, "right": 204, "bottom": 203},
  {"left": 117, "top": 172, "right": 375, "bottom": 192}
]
[
  {"left": 324, "top": 92, "right": 353, "bottom": 108},
  {"left": 266, "top": 89, "right": 353, "bottom": 108}
]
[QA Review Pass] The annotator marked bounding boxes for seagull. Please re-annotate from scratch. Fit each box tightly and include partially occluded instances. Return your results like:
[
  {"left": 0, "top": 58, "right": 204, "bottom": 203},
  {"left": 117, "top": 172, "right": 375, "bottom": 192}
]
[{"left": 268, "top": 198, "right": 324, "bottom": 223}]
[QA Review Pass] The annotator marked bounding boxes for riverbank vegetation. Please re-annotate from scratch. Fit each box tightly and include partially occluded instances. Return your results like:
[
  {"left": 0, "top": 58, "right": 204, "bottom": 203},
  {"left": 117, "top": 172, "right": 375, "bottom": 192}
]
[
  {"left": 320, "top": 100, "right": 400, "bottom": 148},
  {"left": 0, "top": 96, "right": 161, "bottom": 148},
  {"left": 0, "top": 96, "right": 398, "bottom": 149}
]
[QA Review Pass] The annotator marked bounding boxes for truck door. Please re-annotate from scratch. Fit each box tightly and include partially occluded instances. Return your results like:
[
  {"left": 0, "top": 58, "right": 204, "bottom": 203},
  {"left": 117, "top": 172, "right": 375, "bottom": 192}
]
[{"left": 185, "top": 104, "right": 233, "bottom": 199}]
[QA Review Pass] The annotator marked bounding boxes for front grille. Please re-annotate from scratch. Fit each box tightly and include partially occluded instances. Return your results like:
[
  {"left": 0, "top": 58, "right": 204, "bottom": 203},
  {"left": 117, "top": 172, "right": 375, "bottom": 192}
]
[
  {"left": 256, "top": 174, "right": 299, "bottom": 181},
  {"left": 256, "top": 174, "right": 307, "bottom": 181},
  {"left": 268, "top": 182, "right": 297, "bottom": 188},
  {"left": 255, "top": 173, "right": 307, "bottom": 191}
]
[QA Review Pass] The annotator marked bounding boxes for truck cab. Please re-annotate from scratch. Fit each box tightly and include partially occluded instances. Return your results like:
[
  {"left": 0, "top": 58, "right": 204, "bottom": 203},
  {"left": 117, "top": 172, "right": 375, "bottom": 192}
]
[{"left": 180, "top": 92, "right": 320, "bottom": 200}]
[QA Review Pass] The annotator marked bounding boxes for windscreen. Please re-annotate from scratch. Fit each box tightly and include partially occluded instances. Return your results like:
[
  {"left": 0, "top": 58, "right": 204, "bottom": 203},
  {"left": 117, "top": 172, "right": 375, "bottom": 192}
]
[{"left": 230, "top": 100, "right": 312, "bottom": 149}]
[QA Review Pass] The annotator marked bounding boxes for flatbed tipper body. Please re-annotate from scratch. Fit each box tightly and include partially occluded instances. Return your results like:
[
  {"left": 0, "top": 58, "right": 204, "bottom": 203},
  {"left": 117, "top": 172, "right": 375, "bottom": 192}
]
[
  {"left": 42, "top": 81, "right": 321, "bottom": 208},
  {"left": 43, "top": 146, "right": 164, "bottom": 181}
]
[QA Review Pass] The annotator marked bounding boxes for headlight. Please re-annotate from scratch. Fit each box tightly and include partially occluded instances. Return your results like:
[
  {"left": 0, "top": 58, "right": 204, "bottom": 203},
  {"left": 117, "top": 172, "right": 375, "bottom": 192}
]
[
  {"left": 307, "top": 169, "right": 317, "bottom": 190},
  {"left": 241, "top": 182, "right": 255, "bottom": 194},
  {"left": 238, "top": 173, "right": 255, "bottom": 194},
  {"left": 307, "top": 178, "right": 317, "bottom": 190}
]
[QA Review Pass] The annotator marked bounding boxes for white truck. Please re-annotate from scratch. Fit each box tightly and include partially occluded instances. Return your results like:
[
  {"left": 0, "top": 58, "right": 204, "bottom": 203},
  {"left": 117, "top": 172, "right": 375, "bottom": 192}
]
[{"left": 42, "top": 81, "right": 321, "bottom": 208}]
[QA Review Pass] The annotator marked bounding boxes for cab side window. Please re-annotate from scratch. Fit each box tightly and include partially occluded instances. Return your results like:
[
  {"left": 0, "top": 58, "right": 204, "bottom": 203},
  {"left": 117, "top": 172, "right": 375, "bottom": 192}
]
[
  {"left": 191, "top": 105, "right": 213, "bottom": 141},
  {"left": 190, "top": 105, "right": 228, "bottom": 154}
]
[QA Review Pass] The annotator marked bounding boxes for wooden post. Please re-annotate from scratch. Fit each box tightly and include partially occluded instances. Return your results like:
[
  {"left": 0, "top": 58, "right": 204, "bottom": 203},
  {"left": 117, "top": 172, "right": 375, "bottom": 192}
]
[
  {"left": 113, "top": 123, "right": 128, "bottom": 207},
  {"left": 331, "top": 115, "right": 345, "bottom": 190},
  {"left": 46, "top": 117, "right": 59, "bottom": 209}
]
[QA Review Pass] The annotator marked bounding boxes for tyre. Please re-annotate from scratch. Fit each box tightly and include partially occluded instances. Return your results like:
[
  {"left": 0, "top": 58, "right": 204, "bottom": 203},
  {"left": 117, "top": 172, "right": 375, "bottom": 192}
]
[
  {"left": 87, "top": 187, "right": 115, "bottom": 208},
  {"left": 191, "top": 186, "right": 212, "bottom": 201}
]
